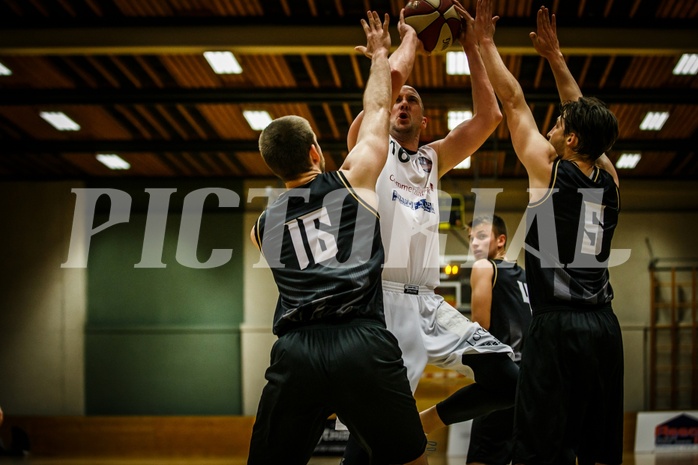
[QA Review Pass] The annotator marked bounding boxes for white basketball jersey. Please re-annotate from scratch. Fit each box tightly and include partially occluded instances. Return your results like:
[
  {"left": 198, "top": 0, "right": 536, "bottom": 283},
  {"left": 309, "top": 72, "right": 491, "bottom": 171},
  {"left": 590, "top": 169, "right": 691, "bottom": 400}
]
[{"left": 376, "top": 136, "right": 442, "bottom": 288}]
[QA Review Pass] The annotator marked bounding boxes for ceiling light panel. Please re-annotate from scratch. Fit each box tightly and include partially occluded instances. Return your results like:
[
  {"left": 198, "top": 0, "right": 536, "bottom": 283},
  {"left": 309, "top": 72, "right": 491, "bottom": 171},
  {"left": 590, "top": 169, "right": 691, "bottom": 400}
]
[
  {"left": 446, "top": 52, "right": 470, "bottom": 75},
  {"left": 639, "top": 111, "right": 669, "bottom": 131},
  {"left": 615, "top": 153, "right": 641, "bottom": 169},
  {"left": 96, "top": 154, "right": 131, "bottom": 170},
  {"left": 447, "top": 110, "right": 473, "bottom": 130},
  {"left": 243, "top": 111, "right": 273, "bottom": 130},
  {"left": 204, "top": 51, "right": 243, "bottom": 74},
  {"left": 0, "top": 62, "right": 11, "bottom": 76},
  {"left": 39, "top": 111, "right": 80, "bottom": 131},
  {"left": 673, "top": 54, "right": 698, "bottom": 75}
]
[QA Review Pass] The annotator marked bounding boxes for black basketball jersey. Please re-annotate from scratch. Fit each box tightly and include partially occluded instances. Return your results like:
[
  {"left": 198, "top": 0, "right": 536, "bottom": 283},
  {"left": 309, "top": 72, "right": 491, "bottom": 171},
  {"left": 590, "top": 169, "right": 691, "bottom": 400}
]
[
  {"left": 254, "top": 171, "right": 386, "bottom": 336},
  {"left": 488, "top": 259, "right": 531, "bottom": 362},
  {"left": 525, "top": 158, "right": 620, "bottom": 313}
]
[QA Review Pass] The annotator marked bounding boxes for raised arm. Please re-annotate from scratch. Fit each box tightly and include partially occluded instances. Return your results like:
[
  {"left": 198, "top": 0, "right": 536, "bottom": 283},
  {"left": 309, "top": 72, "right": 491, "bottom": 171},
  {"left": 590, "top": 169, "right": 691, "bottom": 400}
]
[
  {"left": 529, "top": 7, "right": 581, "bottom": 102},
  {"left": 347, "top": 9, "right": 419, "bottom": 151},
  {"left": 474, "top": 0, "right": 554, "bottom": 191},
  {"left": 531, "top": 6, "right": 619, "bottom": 186},
  {"left": 339, "top": 11, "right": 392, "bottom": 191},
  {"left": 433, "top": 0, "right": 502, "bottom": 178}
]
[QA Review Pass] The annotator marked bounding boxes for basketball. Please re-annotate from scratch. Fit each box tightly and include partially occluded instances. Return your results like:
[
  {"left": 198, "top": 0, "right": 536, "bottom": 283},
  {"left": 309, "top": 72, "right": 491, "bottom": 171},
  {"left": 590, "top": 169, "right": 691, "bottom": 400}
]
[{"left": 404, "top": 0, "right": 461, "bottom": 53}]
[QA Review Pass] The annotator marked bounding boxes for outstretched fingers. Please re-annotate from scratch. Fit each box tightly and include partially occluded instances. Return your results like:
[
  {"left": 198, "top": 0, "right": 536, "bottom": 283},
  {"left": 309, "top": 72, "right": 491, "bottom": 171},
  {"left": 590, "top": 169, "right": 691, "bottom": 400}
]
[
  {"left": 530, "top": 5, "right": 560, "bottom": 57},
  {"left": 537, "top": 6, "right": 556, "bottom": 35},
  {"left": 475, "top": 0, "right": 498, "bottom": 40},
  {"left": 453, "top": 0, "right": 475, "bottom": 47},
  {"left": 356, "top": 10, "right": 391, "bottom": 58},
  {"left": 454, "top": 0, "right": 473, "bottom": 22}
]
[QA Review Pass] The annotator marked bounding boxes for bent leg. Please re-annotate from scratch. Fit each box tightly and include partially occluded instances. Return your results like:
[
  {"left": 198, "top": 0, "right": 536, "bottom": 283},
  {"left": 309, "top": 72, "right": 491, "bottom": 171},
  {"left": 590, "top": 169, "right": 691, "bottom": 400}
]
[{"left": 430, "top": 353, "right": 518, "bottom": 427}]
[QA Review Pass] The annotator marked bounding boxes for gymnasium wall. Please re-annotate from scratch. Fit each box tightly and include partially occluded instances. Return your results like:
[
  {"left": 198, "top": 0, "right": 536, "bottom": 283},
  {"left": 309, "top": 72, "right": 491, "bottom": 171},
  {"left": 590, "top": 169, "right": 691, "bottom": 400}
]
[
  {"left": 0, "top": 180, "right": 245, "bottom": 415},
  {"left": 0, "top": 182, "right": 86, "bottom": 415}
]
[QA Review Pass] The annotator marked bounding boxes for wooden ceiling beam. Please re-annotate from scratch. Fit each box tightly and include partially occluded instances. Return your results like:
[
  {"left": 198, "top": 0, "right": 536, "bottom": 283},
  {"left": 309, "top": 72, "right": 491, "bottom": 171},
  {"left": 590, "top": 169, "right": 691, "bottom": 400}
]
[
  {"left": 3, "top": 138, "right": 693, "bottom": 154},
  {"left": 0, "top": 26, "right": 696, "bottom": 55},
  {"left": 1, "top": 88, "right": 695, "bottom": 105}
]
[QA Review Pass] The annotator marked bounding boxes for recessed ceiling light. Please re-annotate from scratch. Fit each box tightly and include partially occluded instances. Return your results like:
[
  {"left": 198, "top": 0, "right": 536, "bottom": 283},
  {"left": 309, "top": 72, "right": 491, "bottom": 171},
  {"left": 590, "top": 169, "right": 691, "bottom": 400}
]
[
  {"left": 447, "top": 110, "right": 473, "bottom": 130},
  {"left": 446, "top": 51, "right": 470, "bottom": 75},
  {"left": 454, "top": 158, "right": 471, "bottom": 169},
  {"left": 243, "top": 110, "right": 273, "bottom": 130},
  {"left": 673, "top": 53, "right": 698, "bottom": 75},
  {"left": 39, "top": 111, "right": 80, "bottom": 131},
  {"left": 639, "top": 111, "right": 669, "bottom": 131},
  {"left": 203, "top": 51, "right": 242, "bottom": 74},
  {"left": 96, "top": 154, "right": 130, "bottom": 170},
  {"left": 615, "top": 153, "right": 641, "bottom": 169},
  {"left": 0, "top": 61, "right": 11, "bottom": 76}
]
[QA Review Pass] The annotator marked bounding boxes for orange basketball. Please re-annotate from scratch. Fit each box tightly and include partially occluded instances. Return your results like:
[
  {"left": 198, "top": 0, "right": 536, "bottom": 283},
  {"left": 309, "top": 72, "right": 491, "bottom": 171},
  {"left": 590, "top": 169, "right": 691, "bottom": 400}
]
[{"left": 404, "top": 0, "right": 461, "bottom": 53}]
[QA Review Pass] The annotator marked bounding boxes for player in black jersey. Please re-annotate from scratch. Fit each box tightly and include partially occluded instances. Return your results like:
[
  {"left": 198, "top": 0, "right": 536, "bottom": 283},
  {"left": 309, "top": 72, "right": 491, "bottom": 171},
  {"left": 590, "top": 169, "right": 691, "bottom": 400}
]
[
  {"left": 465, "top": 215, "right": 531, "bottom": 465},
  {"left": 413, "top": 215, "right": 530, "bottom": 461},
  {"left": 474, "top": 2, "right": 623, "bottom": 465},
  {"left": 247, "top": 11, "right": 429, "bottom": 465}
]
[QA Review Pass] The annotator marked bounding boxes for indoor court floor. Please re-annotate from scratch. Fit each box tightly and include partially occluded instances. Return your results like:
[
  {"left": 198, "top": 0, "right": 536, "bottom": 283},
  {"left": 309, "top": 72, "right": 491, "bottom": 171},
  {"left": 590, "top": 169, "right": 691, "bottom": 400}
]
[{"left": 1, "top": 452, "right": 697, "bottom": 465}]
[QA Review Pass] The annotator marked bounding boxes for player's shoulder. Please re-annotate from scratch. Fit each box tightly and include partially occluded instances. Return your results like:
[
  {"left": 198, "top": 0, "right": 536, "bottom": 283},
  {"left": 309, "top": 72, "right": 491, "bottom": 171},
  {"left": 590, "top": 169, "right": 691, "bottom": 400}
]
[
  {"left": 419, "top": 140, "right": 438, "bottom": 158},
  {"left": 472, "top": 258, "right": 496, "bottom": 272},
  {"left": 595, "top": 165, "right": 618, "bottom": 187}
]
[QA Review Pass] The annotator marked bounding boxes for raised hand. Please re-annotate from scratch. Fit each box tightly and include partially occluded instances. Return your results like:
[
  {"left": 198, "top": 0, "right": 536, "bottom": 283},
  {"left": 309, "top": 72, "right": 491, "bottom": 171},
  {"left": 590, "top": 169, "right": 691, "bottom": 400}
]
[
  {"left": 529, "top": 6, "right": 561, "bottom": 59},
  {"left": 452, "top": 0, "right": 476, "bottom": 49},
  {"left": 397, "top": 8, "right": 414, "bottom": 41},
  {"left": 356, "top": 11, "right": 391, "bottom": 59},
  {"left": 474, "top": 0, "right": 500, "bottom": 42}
]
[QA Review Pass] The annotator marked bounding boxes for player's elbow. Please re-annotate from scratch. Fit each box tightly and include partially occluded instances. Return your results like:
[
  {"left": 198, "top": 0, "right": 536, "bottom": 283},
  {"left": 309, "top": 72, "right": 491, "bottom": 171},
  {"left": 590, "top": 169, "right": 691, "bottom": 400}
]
[
  {"left": 494, "top": 105, "right": 503, "bottom": 122},
  {"left": 472, "top": 106, "right": 503, "bottom": 134},
  {"left": 488, "top": 106, "right": 504, "bottom": 128},
  {"left": 390, "top": 68, "right": 405, "bottom": 87},
  {"left": 500, "top": 99, "right": 525, "bottom": 123},
  {"left": 500, "top": 86, "right": 526, "bottom": 113}
]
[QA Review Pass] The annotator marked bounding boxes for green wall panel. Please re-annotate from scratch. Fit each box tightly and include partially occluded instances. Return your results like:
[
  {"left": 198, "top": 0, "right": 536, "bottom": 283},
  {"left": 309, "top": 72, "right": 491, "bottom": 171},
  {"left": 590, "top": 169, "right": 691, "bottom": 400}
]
[
  {"left": 86, "top": 331, "right": 241, "bottom": 414},
  {"left": 85, "top": 180, "right": 244, "bottom": 415},
  {"left": 88, "top": 213, "right": 242, "bottom": 326}
]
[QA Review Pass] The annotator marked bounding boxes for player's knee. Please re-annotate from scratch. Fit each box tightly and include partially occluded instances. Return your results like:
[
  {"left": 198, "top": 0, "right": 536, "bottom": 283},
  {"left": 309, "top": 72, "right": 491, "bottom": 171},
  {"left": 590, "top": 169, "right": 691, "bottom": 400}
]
[{"left": 468, "top": 353, "right": 519, "bottom": 407}]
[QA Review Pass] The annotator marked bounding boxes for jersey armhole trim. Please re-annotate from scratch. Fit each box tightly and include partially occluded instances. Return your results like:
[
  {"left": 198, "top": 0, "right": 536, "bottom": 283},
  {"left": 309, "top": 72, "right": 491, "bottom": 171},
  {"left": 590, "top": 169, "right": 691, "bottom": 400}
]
[
  {"left": 489, "top": 259, "right": 498, "bottom": 288},
  {"left": 337, "top": 170, "right": 380, "bottom": 219},
  {"left": 254, "top": 213, "right": 264, "bottom": 253}
]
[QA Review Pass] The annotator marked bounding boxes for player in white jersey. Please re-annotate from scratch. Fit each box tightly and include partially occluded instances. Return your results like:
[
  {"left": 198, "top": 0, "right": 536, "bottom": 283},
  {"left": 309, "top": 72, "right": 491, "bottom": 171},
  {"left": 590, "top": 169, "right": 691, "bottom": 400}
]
[
  {"left": 376, "top": 134, "right": 514, "bottom": 387},
  {"left": 341, "top": 5, "right": 520, "bottom": 463}
]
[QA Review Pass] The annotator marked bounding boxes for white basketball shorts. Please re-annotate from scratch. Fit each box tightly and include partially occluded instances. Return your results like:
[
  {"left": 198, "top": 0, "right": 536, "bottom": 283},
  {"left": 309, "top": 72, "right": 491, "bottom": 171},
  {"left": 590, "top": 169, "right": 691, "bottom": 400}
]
[{"left": 382, "top": 280, "right": 514, "bottom": 392}]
